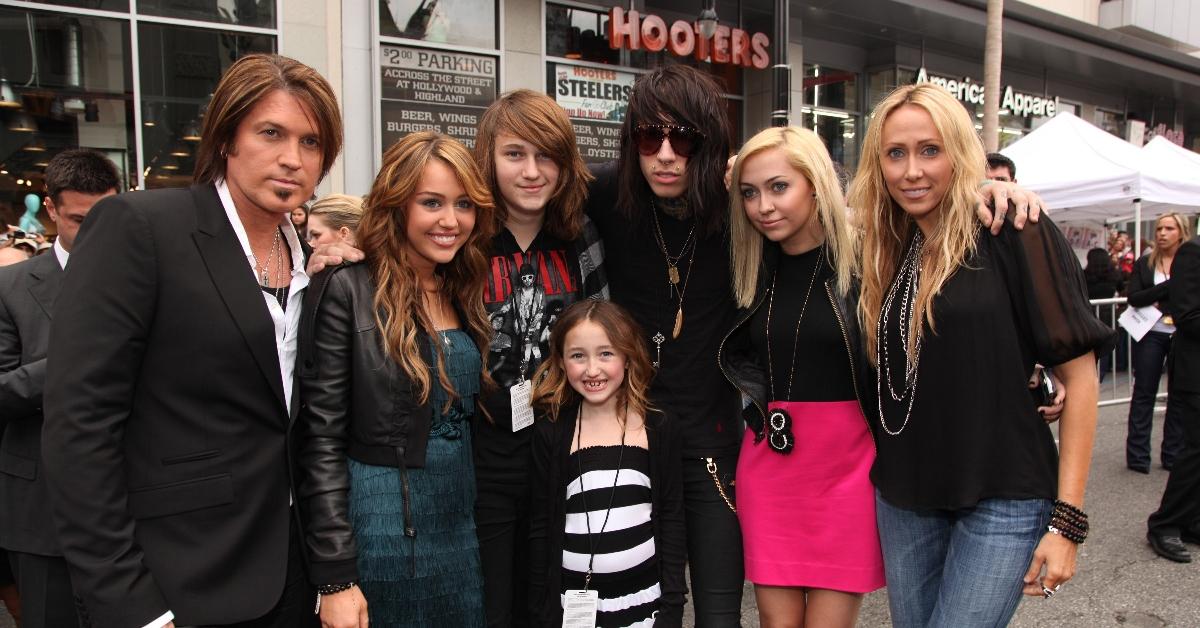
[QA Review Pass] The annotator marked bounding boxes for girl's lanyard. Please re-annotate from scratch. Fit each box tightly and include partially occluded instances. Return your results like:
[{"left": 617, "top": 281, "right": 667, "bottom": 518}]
[{"left": 573, "top": 404, "right": 626, "bottom": 591}]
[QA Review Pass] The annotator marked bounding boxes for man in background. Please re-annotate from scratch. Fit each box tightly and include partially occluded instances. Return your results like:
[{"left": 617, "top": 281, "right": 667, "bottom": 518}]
[
  {"left": 0, "top": 148, "right": 120, "bottom": 627},
  {"left": 986, "top": 152, "right": 1017, "bottom": 183}
]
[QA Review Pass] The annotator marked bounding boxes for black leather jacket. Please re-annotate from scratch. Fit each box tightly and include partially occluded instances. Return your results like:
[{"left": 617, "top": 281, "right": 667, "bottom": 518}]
[
  {"left": 717, "top": 243, "right": 876, "bottom": 442},
  {"left": 296, "top": 262, "right": 460, "bottom": 585}
]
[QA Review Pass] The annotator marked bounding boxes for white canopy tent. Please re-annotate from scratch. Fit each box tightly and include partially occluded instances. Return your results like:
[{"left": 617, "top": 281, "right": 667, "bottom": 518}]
[{"left": 1001, "top": 112, "right": 1200, "bottom": 255}]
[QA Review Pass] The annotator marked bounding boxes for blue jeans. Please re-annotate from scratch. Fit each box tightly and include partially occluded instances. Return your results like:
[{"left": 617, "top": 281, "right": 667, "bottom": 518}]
[{"left": 876, "top": 493, "right": 1052, "bottom": 628}]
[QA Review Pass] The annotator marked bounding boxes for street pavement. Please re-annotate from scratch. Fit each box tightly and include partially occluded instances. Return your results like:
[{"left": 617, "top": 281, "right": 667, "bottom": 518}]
[{"left": 3, "top": 401, "right": 1196, "bottom": 627}]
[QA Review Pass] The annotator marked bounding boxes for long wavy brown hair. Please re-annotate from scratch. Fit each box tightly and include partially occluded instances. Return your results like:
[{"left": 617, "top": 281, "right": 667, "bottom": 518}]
[
  {"left": 531, "top": 300, "right": 655, "bottom": 424},
  {"left": 357, "top": 131, "right": 496, "bottom": 408}
]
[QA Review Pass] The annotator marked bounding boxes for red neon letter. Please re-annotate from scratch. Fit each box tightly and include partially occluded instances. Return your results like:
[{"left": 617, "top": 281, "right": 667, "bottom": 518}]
[
  {"left": 607, "top": 7, "right": 641, "bottom": 51},
  {"left": 711, "top": 25, "right": 731, "bottom": 64},
  {"left": 668, "top": 20, "right": 695, "bottom": 56},
  {"left": 750, "top": 32, "right": 770, "bottom": 69},
  {"left": 641, "top": 14, "right": 668, "bottom": 52},
  {"left": 731, "top": 28, "right": 751, "bottom": 67}
]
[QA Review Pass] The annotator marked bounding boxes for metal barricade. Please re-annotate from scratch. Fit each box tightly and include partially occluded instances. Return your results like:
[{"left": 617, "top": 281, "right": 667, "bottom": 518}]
[{"left": 1090, "top": 297, "right": 1168, "bottom": 408}]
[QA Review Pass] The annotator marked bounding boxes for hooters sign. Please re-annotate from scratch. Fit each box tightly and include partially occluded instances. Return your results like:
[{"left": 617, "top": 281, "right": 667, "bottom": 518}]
[{"left": 606, "top": 8, "right": 770, "bottom": 69}]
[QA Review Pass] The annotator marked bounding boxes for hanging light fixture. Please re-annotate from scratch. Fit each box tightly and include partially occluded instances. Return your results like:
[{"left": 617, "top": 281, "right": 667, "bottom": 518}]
[
  {"left": 143, "top": 103, "right": 158, "bottom": 127},
  {"left": 0, "top": 77, "right": 20, "bottom": 109},
  {"left": 23, "top": 138, "right": 46, "bottom": 152},
  {"left": 181, "top": 120, "right": 201, "bottom": 141},
  {"left": 169, "top": 143, "right": 191, "bottom": 157},
  {"left": 697, "top": 0, "right": 719, "bottom": 39},
  {"left": 8, "top": 111, "right": 37, "bottom": 132}
]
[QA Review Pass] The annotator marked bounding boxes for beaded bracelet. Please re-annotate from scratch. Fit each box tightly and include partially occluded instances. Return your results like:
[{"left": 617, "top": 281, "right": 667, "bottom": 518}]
[
  {"left": 1047, "top": 499, "right": 1089, "bottom": 544},
  {"left": 314, "top": 582, "right": 357, "bottom": 614}
]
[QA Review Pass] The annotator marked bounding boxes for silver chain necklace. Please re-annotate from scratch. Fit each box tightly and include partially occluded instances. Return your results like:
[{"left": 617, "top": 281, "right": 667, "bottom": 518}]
[{"left": 876, "top": 231, "right": 924, "bottom": 436}]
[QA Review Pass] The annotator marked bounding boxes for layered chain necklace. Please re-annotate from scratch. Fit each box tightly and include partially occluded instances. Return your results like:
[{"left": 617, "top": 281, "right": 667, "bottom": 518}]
[
  {"left": 649, "top": 200, "right": 698, "bottom": 368},
  {"left": 875, "top": 231, "right": 924, "bottom": 436},
  {"left": 252, "top": 226, "right": 289, "bottom": 308},
  {"left": 763, "top": 247, "right": 824, "bottom": 454}
]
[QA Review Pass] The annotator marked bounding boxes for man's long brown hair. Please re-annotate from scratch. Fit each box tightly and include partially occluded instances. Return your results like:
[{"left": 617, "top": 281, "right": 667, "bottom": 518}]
[
  {"left": 356, "top": 132, "right": 496, "bottom": 407},
  {"left": 193, "top": 54, "right": 342, "bottom": 184},
  {"left": 473, "top": 89, "right": 593, "bottom": 241}
]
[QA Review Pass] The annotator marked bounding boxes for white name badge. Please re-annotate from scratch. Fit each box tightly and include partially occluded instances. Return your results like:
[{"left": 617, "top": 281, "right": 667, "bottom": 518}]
[
  {"left": 562, "top": 589, "right": 599, "bottom": 628},
  {"left": 510, "top": 380, "right": 535, "bottom": 432}
]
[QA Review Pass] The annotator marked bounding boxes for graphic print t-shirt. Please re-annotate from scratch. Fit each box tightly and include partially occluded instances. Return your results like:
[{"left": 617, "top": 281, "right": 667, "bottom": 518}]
[{"left": 477, "top": 221, "right": 605, "bottom": 475}]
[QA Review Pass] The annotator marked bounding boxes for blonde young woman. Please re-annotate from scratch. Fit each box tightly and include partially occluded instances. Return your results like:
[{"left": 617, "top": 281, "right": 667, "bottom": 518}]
[
  {"left": 851, "top": 84, "right": 1112, "bottom": 627},
  {"left": 718, "top": 126, "right": 882, "bottom": 628},
  {"left": 1125, "top": 212, "right": 1193, "bottom": 473},
  {"left": 306, "top": 193, "right": 363, "bottom": 247},
  {"left": 297, "top": 131, "right": 496, "bottom": 628}
]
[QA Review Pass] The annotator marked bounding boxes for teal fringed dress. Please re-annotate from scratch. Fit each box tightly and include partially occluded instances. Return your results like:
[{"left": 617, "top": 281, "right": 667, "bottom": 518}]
[{"left": 347, "top": 329, "right": 485, "bottom": 627}]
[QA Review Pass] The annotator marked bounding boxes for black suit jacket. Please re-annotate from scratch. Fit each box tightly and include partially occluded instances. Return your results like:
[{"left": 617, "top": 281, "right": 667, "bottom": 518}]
[
  {"left": 0, "top": 251, "right": 62, "bottom": 556},
  {"left": 42, "top": 184, "right": 306, "bottom": 627},
  {"left": 1169, "top": 236, "right": 1200, "bottom": 393}
]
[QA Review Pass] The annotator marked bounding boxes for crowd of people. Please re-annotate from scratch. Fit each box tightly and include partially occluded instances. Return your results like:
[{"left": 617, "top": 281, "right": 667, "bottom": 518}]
[{"left": 1, "top": 51, "right": 1197, "bottom": 628}]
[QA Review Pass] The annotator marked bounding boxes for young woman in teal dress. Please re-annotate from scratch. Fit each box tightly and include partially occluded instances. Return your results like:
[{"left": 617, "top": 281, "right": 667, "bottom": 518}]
[{"left": 297, "top": 131, "right": 496, "bottom": 627}]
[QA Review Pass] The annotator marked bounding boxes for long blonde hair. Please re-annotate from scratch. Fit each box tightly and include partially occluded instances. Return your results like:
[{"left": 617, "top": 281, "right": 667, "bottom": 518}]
[
  {"left": 1149, "top": 212, "right": 1193, "bottom": 274},
  {"left": 531, "top": 301, "right": 655, "bottom": 424},
  {"left": 850, "top": 84, "right": 986, "bottom": 364},
  {"left": 729, "top": 126, "right": 858, "bottom": 307},
  {"left": 356, "top": 132, "right": 496, "bottom": 407}
]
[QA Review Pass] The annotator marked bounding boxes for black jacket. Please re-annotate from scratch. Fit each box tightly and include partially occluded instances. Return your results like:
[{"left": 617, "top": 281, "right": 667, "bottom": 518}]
[
  {"left": 1127, "top": 253, "right": 1172, "bottom": 313},
  {"left": 1169, "top": 237, "right": 1200, "bottom": 392},
  {"left": 0, "top": 252, "right": 61, "bottom": 557},
  {"left": 42, "top": 185, "right": 306, "bottom": 627},
  {"left": 528, "top": 402, "right": 687, "bottom": 627},
  {"left": 718, "top": 242, "right": 876, "bottom": 440},
  {"left": 296, "top": 262, "right": 472, "bottom": 585}
]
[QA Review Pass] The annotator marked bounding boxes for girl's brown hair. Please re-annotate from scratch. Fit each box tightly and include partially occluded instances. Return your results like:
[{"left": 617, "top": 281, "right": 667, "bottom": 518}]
[
  {"left": 531, "top": 300, "right": 654, "bottom": 423},
  {"left": 473, "top": 89, "right": 593, "bottom": 241},
  {"left": 356, "top": 131, "right": 496, "bottom": 408}
]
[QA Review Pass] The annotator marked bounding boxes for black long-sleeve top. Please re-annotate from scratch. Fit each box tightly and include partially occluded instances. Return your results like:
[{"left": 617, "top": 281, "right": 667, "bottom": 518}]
[{"left": 528, "top": 401, "right": 687, "bottom": 627}]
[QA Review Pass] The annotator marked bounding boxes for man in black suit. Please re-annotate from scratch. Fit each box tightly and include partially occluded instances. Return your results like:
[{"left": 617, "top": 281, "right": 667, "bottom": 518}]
[
  {"left": 0, "top": 148, "right": 120, "bottom": 628},
  {"left": 41, "top": 54, "right": 342, "bottom": 628},
  {"left": 1147, "top": 233, "right": 1200, "bottom": 563}
]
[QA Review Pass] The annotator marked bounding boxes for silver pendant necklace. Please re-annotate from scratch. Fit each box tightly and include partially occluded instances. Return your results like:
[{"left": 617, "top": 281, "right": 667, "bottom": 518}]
[{"left": 876, "top": 231, "right": 924, "bottom": 437}]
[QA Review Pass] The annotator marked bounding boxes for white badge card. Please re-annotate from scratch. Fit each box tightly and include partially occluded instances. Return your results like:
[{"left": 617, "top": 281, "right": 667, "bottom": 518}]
[
  {"left": 510, "top": 380, "right": 535, "bottom": 432},
  {"left": 562, "top": 589, "right": 599, "bottom": 628}
]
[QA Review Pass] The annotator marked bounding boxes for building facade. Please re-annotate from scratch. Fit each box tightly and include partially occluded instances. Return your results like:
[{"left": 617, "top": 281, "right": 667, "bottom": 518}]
[{"left": 2, "top": 0, "right": 1199, "bottom": 230}]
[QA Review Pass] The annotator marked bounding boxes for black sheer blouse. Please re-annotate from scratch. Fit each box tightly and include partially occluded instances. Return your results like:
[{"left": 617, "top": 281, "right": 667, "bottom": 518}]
[{"left": 871, "top": 218, "right": 1113, "bottom": 510}]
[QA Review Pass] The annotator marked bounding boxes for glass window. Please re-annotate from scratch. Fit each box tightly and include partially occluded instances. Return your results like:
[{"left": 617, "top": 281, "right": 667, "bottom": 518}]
[
  {"left": 13, "top": 0, "right": 129, "bottom": 10},
  {"left": 138, "top": 22, "right": 274, "bottom": 188},
  {"left": 546, "top": 3, "right": 619, "bottom": 65},
  {"left": 0, "top": 8, "right": 134, "bottom": 229},
  {"left": 803, "top": 64, "right": 857, "bottom": 112},
  {"left": 137, "top": 0, "right": 275, "bottom": 29},
  {"left": 1095, "top": 108, "right": 1123, "bottom": 138},
  {"left": 380, "top": 0, "right": 496, "bottom": 50},
  {"left": 801, "top": 109, "right": 858, "bottom": 178}
]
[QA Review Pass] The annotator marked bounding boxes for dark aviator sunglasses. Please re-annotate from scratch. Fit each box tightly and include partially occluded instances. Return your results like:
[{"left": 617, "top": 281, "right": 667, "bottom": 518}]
[{"left": 632, "top": 124, "right": 705, "bottom": 159}]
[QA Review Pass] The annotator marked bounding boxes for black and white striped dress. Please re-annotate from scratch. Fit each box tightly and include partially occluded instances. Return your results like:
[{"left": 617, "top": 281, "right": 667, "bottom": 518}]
[{"left": 561, "top": 445, "right": 659, "bottom": 628}]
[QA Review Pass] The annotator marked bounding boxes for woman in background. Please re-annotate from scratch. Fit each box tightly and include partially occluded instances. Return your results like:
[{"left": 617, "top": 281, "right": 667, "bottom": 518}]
[{"left": 307, "top": 193, "right": 363, "bottom": 248}]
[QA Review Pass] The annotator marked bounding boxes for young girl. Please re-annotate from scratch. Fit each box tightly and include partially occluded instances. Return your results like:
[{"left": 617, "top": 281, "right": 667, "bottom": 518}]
[
  {"left": 720, "top": 126, "right": 883, "bottom": 628},
  {"left": 528, "top": 300, "right": 686, "bottom": 628},
  {"left": 297, "top": 131, "right": 496, "bottom": 627},
  {"left": 852, "top": 84, "right": 1111, "bottom": 626}
]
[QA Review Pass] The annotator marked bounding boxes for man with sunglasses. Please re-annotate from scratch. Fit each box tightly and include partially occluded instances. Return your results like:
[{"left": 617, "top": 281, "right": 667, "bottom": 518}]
[{"left": 583, "top": 64, "right": 747, "bottom": 627}]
